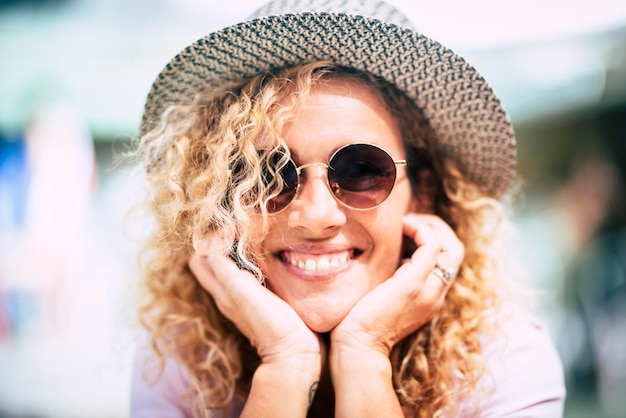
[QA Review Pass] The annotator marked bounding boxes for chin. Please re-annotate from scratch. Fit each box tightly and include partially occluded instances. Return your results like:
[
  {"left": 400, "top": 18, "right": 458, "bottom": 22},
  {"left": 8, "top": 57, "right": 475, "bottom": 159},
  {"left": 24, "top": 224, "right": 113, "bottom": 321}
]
[
  {"left": 297, "top": 308, "right": 348, "bottom": 333},
  {"left": 305, "top": 319, "right": 339, "bottom": 333}
]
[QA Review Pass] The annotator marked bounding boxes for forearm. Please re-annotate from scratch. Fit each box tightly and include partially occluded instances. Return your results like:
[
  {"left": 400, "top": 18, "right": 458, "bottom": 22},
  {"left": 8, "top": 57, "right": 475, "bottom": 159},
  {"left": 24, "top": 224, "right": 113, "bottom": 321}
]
[
  {"left": 330, "top": 346, "right": 404, "bottom": 417},
  {"left": 241, "top": 360, "right": 320, "bottom": 418}
]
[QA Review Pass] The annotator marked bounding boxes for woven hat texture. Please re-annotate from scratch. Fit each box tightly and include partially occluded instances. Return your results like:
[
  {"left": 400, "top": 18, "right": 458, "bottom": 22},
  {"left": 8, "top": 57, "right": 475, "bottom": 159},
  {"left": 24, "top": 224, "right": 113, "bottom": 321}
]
[{"left": 140, "top": 0, "right": 517, "bottom": 198}]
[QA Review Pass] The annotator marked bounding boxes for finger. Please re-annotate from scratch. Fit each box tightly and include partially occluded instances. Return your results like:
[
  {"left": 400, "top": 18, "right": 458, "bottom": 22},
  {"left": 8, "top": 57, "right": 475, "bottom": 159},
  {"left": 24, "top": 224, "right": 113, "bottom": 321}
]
[
  {"left": 431, "top": 266, "right": 456, "bottom": 287},
  {"left": 410, "top": 214, "right": 464, "bottom": 258},
  {"left": 189, "top": 250, "right": 227, "bottom": 290},
  {"left": 403, "top": 214, "right": 464, "bottom": 281},
  {"left": 188, "top": 251, "right": 215, "bottom": 288},
  {"left": 190, "top": 250, "right": 267, "bottom": 303},
  {"left": 192, "top": 234, "right": 259, "bottom": 287},
  {"left": 400, "top": 216, "right": 454, "bottom": 289},
  {"left": 189, "top": 251, "right": 283, "bottom": 342},
  {"left": 190, "top": 240, "right": 321, "bottom": 361},
  {"left": 389, "top": 218, "right": 438, "bottom": 293},
  {"left": 401, "top": 216, "right": 439, "bottom": 267},
  {"left": 391, "top": 256, "right": 452, "bottom": 321}
]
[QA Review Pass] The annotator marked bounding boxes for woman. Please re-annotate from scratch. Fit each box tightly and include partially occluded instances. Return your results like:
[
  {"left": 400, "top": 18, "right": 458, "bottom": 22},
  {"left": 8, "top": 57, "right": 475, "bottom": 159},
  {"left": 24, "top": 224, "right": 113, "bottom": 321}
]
[{"left": 131, "top": 1, "right": 566, "bottom": 417}]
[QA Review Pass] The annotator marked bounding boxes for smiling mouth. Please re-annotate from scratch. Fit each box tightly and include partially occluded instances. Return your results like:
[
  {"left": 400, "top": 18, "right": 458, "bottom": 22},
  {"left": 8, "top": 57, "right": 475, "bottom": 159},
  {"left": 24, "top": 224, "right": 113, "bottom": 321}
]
[{"left": 278, "top": 249, "right": 360, "bottom": 274}]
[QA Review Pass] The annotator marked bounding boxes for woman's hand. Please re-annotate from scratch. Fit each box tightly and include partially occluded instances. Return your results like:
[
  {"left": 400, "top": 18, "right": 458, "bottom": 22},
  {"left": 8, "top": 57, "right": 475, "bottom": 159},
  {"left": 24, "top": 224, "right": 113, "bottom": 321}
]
[
  {"left": 189, "top": 242, "right": 323, "bottom": 365},
  {"left": 331, "top": 213, "right": 463, "bottom": 354},
  {"left": 188, "top": 241, "right": 323, "bottom": 416},
  {"left": 329, "top": 213, "right": 464, "bottom": 417}
]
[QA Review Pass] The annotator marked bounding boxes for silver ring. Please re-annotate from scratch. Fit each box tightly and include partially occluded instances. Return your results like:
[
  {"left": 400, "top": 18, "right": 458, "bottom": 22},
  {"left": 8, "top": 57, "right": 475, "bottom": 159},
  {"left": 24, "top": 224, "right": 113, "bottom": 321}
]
[{"left": 432, "top": 266, "right": 457, "bottom": 285}]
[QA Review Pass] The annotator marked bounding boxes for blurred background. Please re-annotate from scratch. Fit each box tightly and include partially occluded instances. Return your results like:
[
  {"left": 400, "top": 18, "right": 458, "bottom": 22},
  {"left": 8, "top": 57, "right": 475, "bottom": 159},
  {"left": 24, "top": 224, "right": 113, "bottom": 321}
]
[{"left": 0, "top": 0, "right": 625, "bottom": 417}]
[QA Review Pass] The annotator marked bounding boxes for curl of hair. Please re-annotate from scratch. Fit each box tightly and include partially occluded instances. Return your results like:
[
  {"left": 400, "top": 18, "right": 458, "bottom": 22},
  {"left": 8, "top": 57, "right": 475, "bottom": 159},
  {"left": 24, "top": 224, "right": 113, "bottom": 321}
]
[{"left": 133, "top": 61, "right": 513, "bottom": 417}]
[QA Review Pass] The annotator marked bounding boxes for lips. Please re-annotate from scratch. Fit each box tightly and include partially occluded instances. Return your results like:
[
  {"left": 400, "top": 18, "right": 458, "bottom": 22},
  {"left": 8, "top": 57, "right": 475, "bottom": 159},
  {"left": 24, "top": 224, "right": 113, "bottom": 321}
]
[{"left": 278, "top": 249, "right": 358, "bottom": 274}]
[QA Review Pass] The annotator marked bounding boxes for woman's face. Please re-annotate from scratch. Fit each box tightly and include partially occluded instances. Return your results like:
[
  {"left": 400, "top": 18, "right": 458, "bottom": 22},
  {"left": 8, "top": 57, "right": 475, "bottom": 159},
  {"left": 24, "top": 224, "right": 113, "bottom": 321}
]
[{"left": 253, "top": 77, "right": 419, "bottom": 332}]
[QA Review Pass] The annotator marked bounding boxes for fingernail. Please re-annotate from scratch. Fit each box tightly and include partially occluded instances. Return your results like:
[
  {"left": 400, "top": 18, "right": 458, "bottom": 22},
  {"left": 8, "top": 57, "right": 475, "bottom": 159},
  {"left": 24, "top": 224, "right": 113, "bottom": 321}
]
[{"left": 197, "top": 234, "right": 226, "bottom": 254}]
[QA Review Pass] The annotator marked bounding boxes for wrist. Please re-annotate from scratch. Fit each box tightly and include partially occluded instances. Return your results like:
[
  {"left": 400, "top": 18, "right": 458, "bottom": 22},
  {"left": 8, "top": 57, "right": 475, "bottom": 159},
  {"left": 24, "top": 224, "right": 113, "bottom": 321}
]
[
  {"left": 329, "top": 344, "right": 402, "bottom": 417},
  {"left": 329, "top": 341, "right": 394, "bottom": 391},
  {"left": 243, "top": 360, "right": 322, "bottom": 417},
  {"left": 329, "top": 343, "right": 393, "bottom": 379},
  {"left": 259, "top": 350, "right": 323, "bottom": 380}
]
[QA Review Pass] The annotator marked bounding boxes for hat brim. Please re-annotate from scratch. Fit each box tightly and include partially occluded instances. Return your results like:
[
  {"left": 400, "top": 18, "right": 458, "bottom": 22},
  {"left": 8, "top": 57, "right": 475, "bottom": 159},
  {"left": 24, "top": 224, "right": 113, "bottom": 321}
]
[{"left": 140, "top": 12, "right": 516, "bottom": 198}]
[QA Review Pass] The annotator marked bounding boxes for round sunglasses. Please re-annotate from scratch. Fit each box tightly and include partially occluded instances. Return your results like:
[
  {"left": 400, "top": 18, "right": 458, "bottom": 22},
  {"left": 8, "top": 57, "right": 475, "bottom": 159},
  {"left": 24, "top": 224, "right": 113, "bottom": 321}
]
[{"left": 262, "top": 143, "right": 407, "bottom": 213}]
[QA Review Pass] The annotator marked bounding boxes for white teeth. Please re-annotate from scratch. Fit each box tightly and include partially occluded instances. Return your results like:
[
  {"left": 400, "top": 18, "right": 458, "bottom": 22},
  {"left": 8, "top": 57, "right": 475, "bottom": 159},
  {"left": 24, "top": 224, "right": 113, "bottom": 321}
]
[
  {"left": 305, "top": 259, "right": 316, "bottom": 271},
  {"left": 285, "top": 252, "right": 350, "bottom": 272},
  {"left": 317, "top": 258, "right": 330, "bottom": 270}
]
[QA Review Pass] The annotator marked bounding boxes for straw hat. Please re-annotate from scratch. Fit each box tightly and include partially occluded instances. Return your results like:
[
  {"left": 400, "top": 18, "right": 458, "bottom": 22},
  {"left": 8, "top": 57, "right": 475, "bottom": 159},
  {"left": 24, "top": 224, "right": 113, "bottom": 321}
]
[{"left": 140, "top": 0, "right": 517, "bottom": 198}]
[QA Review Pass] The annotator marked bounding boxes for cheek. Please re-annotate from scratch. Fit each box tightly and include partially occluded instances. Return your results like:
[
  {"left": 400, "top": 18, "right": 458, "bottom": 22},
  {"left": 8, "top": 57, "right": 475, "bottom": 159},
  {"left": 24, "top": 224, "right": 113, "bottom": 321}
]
[
  {"left": 367, "top": 207, "right": 411, "bottom": 276},
  {"left": 245, "top": 214, "right": 283, "bottom": 270},
  {"left": 391, "top": 180, "right": 417, "bottom": 216},
  {"left": 372, "top": 221, "right": 404, "bottom": 264},
  {"left": 376, "top": 183, "right": 415, "bottom": 261},
  {"left": 409, "top": 171, "right": 436, "bottom": 214},
  {"left": 245, "top": 214, "right": 270, "bottom": 260}
]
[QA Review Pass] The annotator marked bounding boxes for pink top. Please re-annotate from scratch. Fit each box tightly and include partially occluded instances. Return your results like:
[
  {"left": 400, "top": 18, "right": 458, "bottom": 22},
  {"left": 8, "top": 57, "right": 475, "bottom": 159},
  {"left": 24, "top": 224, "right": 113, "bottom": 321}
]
[{"left": 131, "top": 312, "right": 565, "bottom": 417}]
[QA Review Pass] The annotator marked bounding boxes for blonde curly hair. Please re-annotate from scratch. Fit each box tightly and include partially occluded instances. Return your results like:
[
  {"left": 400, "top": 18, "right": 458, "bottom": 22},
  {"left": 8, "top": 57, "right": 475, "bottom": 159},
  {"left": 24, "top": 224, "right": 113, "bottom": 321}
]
[{"left": 134, "top": 61, "right": 511, "bottom": 417}]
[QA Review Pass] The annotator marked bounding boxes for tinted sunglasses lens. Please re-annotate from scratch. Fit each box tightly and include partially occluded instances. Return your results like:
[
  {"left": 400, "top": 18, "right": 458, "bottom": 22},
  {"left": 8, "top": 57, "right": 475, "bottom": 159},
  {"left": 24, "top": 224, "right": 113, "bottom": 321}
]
[
  {"left": 265, "top": 153, "right": 298, "bottom": 213},
  {"left": 328, "top": 144, "right": 397, "bottom": 209}
]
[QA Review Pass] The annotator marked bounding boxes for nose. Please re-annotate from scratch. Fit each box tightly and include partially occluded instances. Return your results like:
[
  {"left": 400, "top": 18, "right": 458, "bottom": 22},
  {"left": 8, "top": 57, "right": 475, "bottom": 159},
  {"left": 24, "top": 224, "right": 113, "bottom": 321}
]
[{"left": 286, "top": 164, "right": 347, "bottom": 232}]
